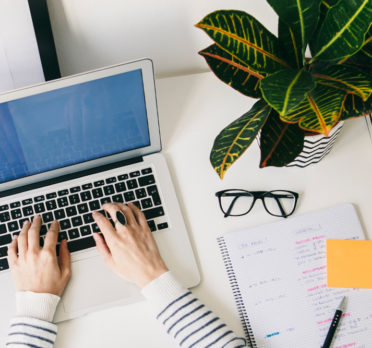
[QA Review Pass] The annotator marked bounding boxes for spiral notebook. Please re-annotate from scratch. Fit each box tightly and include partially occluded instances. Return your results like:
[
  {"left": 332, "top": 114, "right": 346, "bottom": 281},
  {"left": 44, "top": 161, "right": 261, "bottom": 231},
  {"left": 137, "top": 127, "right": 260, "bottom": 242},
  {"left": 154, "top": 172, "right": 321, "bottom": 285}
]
[{"left": 218, "top": 204, "right": 372, "bottom": 348}]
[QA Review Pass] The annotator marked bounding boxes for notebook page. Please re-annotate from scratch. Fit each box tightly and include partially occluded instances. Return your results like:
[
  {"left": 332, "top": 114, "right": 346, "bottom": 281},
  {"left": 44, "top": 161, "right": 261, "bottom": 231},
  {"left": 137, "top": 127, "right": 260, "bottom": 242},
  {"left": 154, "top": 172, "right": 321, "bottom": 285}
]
[{"left": 222, "top": 204, "right": 372, "bottom": 348}]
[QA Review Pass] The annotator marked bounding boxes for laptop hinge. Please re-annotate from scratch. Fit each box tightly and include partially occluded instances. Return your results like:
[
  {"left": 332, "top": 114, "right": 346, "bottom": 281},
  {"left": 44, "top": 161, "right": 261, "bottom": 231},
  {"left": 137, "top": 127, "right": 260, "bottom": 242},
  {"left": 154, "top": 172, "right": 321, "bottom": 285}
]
[{"left": 0, "top": 156, "right": 144, "bottom": 198}]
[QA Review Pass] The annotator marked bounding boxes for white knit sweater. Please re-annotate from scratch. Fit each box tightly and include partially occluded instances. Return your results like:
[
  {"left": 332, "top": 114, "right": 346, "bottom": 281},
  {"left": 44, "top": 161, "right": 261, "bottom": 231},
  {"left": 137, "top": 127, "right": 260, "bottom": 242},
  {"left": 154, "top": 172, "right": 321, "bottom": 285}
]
[{"left": 6, "top": 272, "right": 247, "bottom": 348}]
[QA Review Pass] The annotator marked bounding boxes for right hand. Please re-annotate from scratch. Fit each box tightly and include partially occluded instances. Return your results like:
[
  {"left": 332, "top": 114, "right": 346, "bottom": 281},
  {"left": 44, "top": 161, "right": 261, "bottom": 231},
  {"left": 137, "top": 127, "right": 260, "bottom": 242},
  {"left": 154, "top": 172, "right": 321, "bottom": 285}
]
[{"left": 92, "top": 203, "right": 168, "bottom": 288}]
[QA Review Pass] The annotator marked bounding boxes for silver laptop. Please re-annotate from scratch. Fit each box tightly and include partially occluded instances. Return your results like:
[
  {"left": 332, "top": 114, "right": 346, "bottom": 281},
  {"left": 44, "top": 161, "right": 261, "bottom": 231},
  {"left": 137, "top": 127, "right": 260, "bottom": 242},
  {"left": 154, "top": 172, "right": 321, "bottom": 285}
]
[{"left": 0, "top": 59, "right": 200, "bottom": 331}]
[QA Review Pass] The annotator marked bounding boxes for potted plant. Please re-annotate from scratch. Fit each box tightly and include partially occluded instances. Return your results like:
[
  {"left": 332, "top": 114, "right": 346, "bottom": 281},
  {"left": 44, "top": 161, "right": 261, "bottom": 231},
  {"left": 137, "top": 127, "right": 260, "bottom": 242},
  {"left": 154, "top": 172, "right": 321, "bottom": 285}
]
[{"left": 196, "top": 0, "right": 372, "bottom": 179}]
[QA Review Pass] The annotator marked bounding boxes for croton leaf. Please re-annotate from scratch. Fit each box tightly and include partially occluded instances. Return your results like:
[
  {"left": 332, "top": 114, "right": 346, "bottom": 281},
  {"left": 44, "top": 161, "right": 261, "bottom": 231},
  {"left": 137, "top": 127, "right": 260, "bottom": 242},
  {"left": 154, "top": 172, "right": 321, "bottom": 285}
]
[
  {"left": 310, "top": 0, "right": 372, "bottom": 61},
  {"left": 199, "top": 44, "right": 263, "bottom": 98},
  {"left": 210, "top": 99, "right": 271, "bottom": 179},
  {"left": 268, "top": 0, "right": 321, "bottom": 67},
  {"left": 312, "top": 63, "right": 372, "bottom": 101},
  {"left": 340, "top": 94, "right": 372, "bottom": 120},
  {"left": 260, "top": 109, "right": 305, "bottom": 168},
  {"left": 260, "top": 68, "right": 315, "bottom": 115},
  {"left": 196, "top": 10, "right": 291, "bottom": 76},
  {"left": 281, "top": 83, "right": 346, "bottom": 136},
  {"left": 278, "top": 20, "right": 304, "bottom": 69}
]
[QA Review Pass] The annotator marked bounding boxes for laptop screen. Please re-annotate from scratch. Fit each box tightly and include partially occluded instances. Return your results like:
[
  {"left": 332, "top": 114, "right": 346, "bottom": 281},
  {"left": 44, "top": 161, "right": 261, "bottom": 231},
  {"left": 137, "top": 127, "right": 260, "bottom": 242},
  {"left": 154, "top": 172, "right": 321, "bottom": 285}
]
[{"left": 0, "top": 69, "right": 150, "bottom": 184}]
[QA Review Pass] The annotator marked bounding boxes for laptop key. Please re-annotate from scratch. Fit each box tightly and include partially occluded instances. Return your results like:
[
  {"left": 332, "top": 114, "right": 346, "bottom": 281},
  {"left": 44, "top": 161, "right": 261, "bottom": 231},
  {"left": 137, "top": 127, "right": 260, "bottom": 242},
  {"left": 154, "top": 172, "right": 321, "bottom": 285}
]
[
  {"left": 10, "top": 202, "right": 20, "bottom": 209},
  {"left": 11, "top": 209, "right": 22, "bottom": 219},
  {"left": 42, "top": 212, "right": 54, "bottom": 223},
  {"left": 130, "top": 171, "right": 140, "bottom": 178},
  {"left": 58, "top": 231, "right": 68, "bottom": 242},
  {"left": 100, "top": 197, "right": 111, "bottom": 205},
  {"left": 57, "top": 197, "right": 68, "bottom": 207},
  {"left": 127, "top": 179, "right": 138, "bottom": 189},
  {"left": 66, "top": 206, "right": 77, "bottom": 217},
  {"left": 60, "top": 219, "right": 71, "bottom": 230},
  {"left": 0, "top": 225, "right": 6, "bottom": 234},
  {"left": 147, "top": 220, "right": 157, "bottom": 232},
  {"left": 7, "top": 221, "right": 18, "bottom": 232},
  {"left": 77, "top": 203, "right": 89, "bottom": 214},
  {"left": 58, "top": 189, "right": 69, "bottom": 196},
  {"left": 92, "top": 188, "right": 103, "bottom": 198},
  {"left": 68, "top": 228, "right": 80, "bottom": 240},
  {"left": 106, "top": 177, "right": 116, "bottom": 184},
  {"left": 157, "top": 222, "right": 168, "bottom": 230},
  {"left": 147, "top": 185, "right": 161, "bottom": 205},
  {"left": 80, "top": 225, "right": 91, "bottom": 236},
  {"left": 70, "top": 186, "right": 81, "bottom": 193},
  {"left": 141, "top": 168, "right": 152, "bottom": 175},
  {"left": 22, "top": 199, "right": 33, "bottom": 205},
  {"left": 19, "top": 219, "right": 29, "bottom": 229},
  {"left": 82, "top": 183, "right": 93, "bottom": 190},
  {"left": 40, "top": 225, "right": 48, "bottom": 236},
  {"left": 46, "top": 192, "right": 57, "bottom": 199},
  {"left": 89, "top": 200, "right": 100, "bottom": 211},
  {"left": 34, "top": 203, "right": 46, "bottom": 214},
  {"left": 83, "top": 213, "right": 94, "bottom": 224},
  {"left": 132, "top": 201, "right": 141, "bottom": 209},
  {"left": 22, "top": 206, "right": 34, "bottom": 217},
  {"left": 54, "top": 209, "right": 66, "bottom": 220},
  {"left": 124, "top": 191, "right": 135, "bottom": 202},
  {"left": 135, "top": 188, "right": 147, "bottom": 199},
  {"left": 112, "top": 194, "right": 124, "bottom": 203},
  {"left": 92, "top": 223, "right": 100, "bottom": 233},
  {"left": 68, "top": 236, "right": 95, "bottom": 253},
  {"left": 0, "top": 246, "right": 8, "bottom": 258},
  {"left": 46, "top": 200, "right": 57, "bottom": 211},
  {"left": 0, "top": 234, "right": 12, "bottom": 246},
  {"left": 94, "top": 180, "right": 104, "bottom": 187},
  {"left": 71, "top": 216, "right": 83, "bottom": 227},
  {"left": 141, "top": 198, "right": 152, "bottom": 209},
  {"left": 0, "top": 212, "right": 10, "bottom": 222},
  {"left": 0, "top": 204, "right": 9, "bottom": 211},
  {"left": 115, "top": 182, "right": 126, "bottom": 193},
  {"left": 138, "top": 175, "right": 155, "bottom": 187},
  {"left": 143, "top": 207, "right": 164, "bottom": 220},
  {"left": 0, "top": 258, "right": 9, "bottom": 271},
  {"left": 104, "top": 185, "right": 115, "bottom": 195},
  {"left": 68, "top": 194, "right": 80, "bottom": 205},
  {"left": 118, "top": 174, "right": 128, "bottom": 181},
  {"left": 80, "top": 191, "right": 92, "bottom": 201},
  {"left": 34, "top": 195, "right": 45, "bottom": 202}
]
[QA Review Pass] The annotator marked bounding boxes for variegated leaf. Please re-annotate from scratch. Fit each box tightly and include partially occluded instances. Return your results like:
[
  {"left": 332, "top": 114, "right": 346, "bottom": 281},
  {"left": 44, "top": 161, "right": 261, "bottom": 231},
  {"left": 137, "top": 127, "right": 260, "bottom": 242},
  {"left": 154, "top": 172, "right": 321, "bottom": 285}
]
[
  {"left": 310, "top": 0, "right": 372, "bottom": 61},
  {"left": 268, "top": 0, "right": 321, "bottom": 66},
  {"left": 260, "top": 110, "right": 305, "bottom": 168},
  {"left": 278, "top": 20, "right": 304, "bottom": 69},
  {"left": 199, "top": 44, "right": 263, "bottom": 98},
  {"left": 260, "top": 68, "right": 315, "bottom": 115},
  {"left": 281, "top": 83, "right": 346, "bottom": 135},
  {"left": 196, "top": 10, "right": 291, "bottom": 76},
  {"left": 340, "top": 94, "right": 372, "bottom": 120},
  {"left": 210, "top": 100, "right": 271, "bottom": 179},
  {"left": 312, "top": 63, "right": 372, "bottom": 100}
]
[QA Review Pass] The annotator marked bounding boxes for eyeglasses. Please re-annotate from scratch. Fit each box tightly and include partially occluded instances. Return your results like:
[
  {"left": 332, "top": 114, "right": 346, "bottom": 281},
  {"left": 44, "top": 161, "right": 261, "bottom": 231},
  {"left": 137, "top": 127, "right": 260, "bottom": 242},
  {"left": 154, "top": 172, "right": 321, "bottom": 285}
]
[{"left": 216, "top": 190, "right": 299, "bottom": 218}]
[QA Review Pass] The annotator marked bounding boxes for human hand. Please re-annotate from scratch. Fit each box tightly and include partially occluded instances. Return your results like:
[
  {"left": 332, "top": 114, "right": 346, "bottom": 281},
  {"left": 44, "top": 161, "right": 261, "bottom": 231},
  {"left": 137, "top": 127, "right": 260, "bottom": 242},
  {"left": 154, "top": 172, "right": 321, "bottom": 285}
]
[
  {"left": 8, "top": 216, "right": 71, "bottom": 296},
  {"left": 92, "top": 202, "right": 168, "bottom": 288}
]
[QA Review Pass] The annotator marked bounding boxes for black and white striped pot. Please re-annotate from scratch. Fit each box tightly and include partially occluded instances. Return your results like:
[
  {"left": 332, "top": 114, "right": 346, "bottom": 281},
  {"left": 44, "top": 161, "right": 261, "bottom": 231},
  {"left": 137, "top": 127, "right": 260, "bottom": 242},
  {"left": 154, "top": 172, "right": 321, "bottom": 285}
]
[{"left": 287, "top": 121, "right": 344, "bottom": 168}]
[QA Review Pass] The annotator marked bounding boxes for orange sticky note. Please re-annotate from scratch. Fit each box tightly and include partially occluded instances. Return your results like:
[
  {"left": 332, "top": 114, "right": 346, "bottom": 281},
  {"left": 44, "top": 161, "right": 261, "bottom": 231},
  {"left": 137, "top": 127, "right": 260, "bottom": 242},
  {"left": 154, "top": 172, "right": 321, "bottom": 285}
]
[{"left": 327, "top": 239, "right": 372, "bottom": 289}]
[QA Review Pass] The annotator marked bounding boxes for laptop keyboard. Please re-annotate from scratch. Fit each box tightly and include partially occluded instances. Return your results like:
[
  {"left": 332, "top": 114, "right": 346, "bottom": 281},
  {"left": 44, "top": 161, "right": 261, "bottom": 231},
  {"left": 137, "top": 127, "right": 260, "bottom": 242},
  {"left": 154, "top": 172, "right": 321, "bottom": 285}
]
[{"left": 0, "top": 167, "right": 168, "bottom": 272}]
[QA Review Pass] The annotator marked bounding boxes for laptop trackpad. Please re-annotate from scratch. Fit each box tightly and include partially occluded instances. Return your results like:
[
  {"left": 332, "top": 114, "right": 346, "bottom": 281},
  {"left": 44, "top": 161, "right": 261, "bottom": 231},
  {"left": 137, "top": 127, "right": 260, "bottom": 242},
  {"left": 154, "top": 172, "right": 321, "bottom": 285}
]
[{"left": 61, "top": 255, "right": 138, "bottom": 313}]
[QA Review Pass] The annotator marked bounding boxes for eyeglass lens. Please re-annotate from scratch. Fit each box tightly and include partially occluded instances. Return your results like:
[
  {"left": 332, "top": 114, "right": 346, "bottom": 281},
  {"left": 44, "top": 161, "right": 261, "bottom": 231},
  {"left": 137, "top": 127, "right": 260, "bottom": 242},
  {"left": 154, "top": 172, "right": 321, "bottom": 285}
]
[
  {"left": 263, "top": 190, "right": 296, "bottom": 217},
  {"left": 220, "top": 190, "right": 254, "bottom": 216}
]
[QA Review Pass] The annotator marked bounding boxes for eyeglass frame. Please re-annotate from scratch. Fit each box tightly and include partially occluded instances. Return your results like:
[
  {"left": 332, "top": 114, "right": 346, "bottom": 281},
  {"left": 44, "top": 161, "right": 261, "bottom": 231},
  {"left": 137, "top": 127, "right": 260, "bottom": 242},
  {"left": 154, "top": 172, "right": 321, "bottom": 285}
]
[{"left": 215, "top": 189, "right": 299, "bottom": 218}]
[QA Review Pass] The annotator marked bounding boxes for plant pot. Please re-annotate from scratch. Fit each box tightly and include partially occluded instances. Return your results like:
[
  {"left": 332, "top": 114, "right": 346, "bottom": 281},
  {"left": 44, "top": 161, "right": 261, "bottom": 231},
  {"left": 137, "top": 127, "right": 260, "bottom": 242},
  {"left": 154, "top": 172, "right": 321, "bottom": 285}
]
[{"left": 286, "top": 122, "right": 344, "bottom": 168}]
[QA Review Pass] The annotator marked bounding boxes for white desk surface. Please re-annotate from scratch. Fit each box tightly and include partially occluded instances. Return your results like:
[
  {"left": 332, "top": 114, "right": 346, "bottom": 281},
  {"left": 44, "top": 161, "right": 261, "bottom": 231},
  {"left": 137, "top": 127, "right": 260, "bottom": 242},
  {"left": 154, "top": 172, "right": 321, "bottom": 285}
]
[{"left": 54, "top": 72, "right": 372, "bottom": 347}]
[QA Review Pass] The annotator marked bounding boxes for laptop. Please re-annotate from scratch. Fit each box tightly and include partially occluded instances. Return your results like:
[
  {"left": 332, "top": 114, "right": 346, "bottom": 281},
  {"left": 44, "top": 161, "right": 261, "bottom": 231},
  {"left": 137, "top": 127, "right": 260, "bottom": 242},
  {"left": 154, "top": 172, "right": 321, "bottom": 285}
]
[{"left": 0, "top": 59, "right": 200, "bottom": 330}]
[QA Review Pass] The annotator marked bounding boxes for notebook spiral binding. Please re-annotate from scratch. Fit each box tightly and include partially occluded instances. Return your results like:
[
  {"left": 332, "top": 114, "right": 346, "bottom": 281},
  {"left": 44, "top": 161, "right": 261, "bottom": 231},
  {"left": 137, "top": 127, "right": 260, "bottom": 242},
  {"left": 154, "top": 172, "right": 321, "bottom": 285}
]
[{"left": 217, "top": 236, "right": 257, "bottom": 348}]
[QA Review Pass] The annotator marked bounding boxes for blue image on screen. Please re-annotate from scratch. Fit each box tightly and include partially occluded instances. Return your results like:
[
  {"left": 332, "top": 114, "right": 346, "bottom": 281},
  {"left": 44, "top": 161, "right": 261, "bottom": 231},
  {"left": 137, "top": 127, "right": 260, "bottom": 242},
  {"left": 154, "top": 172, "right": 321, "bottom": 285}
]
[{"left": 0, "top": 69, "right": 150, "bottom": 183}]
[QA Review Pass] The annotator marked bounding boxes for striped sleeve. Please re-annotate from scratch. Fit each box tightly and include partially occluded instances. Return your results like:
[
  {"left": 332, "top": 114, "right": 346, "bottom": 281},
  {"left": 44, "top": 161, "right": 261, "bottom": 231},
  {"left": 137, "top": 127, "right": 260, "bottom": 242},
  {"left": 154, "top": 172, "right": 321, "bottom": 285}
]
[
  {"left": 6, "top": 317, "right": 57, "bottom": 348},
  {"left": 142, "top": 272, "right": 248, "bottom": 348}
]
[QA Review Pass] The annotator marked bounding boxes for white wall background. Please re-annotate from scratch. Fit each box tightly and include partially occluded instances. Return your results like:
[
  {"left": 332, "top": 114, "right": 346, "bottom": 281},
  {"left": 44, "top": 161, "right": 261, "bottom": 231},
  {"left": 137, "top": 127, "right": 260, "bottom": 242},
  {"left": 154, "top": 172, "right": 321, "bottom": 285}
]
[{"left": 46, "top": 0, "right": 278, "bottom": 78}]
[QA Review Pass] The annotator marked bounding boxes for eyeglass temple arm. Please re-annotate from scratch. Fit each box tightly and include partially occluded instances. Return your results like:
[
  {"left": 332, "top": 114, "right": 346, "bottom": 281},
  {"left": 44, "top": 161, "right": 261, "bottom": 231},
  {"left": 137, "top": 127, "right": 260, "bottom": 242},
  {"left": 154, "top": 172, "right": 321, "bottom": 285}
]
[
  {"left": 272, "top": 196, "right": 288, "bottom": 218},
  {"left": 224, "top": 195, "right": 240, "bottom": 218}
]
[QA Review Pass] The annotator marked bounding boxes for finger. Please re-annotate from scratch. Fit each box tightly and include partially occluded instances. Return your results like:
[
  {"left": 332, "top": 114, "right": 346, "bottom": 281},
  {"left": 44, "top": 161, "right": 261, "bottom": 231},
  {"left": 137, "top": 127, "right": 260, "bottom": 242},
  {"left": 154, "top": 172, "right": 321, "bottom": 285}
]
[
  {"left": 28, "top": 215, "right": 42, "bottom": 251},
  {"left": 7, "top": 236, "right": 18, "bottom": 266},
  {"left": 92, "top": 211, "right": 117, "bottom": 246},
  {"left": 44, "top": 220, "right": 59, "bottom": 250},
  {"left": 58, "top": 240, "right": 71, "bottom": 279},
  {"left": 103, "top": 203, "right": 136, "bottom": 226},
  {"left": 127, "top": 202, "right": 148, "bottom": 228},
  {"left": 93, "top": 233, "right": 113, "bottom": 266},
  {"left": 18, "top": 220, "right": 30, "bottom": 255}
]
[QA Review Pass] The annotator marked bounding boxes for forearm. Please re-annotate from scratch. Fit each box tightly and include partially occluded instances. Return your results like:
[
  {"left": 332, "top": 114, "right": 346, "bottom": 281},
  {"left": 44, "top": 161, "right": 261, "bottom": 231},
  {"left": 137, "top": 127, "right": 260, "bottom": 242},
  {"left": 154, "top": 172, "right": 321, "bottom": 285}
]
[
  {"left": 7, "top": 292, "right": 59, "bottom": 348},
  {"left": 142, "top": 272, "right": 248, "bottom": 348}
]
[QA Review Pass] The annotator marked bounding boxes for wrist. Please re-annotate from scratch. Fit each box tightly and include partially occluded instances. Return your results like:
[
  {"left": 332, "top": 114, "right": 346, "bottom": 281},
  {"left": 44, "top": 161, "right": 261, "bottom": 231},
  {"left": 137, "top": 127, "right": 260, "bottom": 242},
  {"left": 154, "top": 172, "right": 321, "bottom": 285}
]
[
  {"left": 138, "top": 266, "right": 169, "bottom": 288},
  {"left": 16, "top": 291, "right": 60, "bottom": 322}
]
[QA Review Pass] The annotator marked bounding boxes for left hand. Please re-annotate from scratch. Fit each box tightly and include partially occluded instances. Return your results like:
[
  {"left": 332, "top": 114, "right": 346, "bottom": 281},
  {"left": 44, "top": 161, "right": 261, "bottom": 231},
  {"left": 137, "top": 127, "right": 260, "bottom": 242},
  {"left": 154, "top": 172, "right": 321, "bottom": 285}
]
[{"left": 7, "top": 215, "right": 71, "bottom": 296}]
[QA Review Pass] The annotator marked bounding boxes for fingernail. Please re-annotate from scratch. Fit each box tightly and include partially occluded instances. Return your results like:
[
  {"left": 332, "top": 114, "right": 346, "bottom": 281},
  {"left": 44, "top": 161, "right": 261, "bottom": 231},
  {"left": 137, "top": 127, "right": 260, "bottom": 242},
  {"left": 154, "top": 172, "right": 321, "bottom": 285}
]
[{"left": 23, "top": 221, "right": 29, "bottom": 227}]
